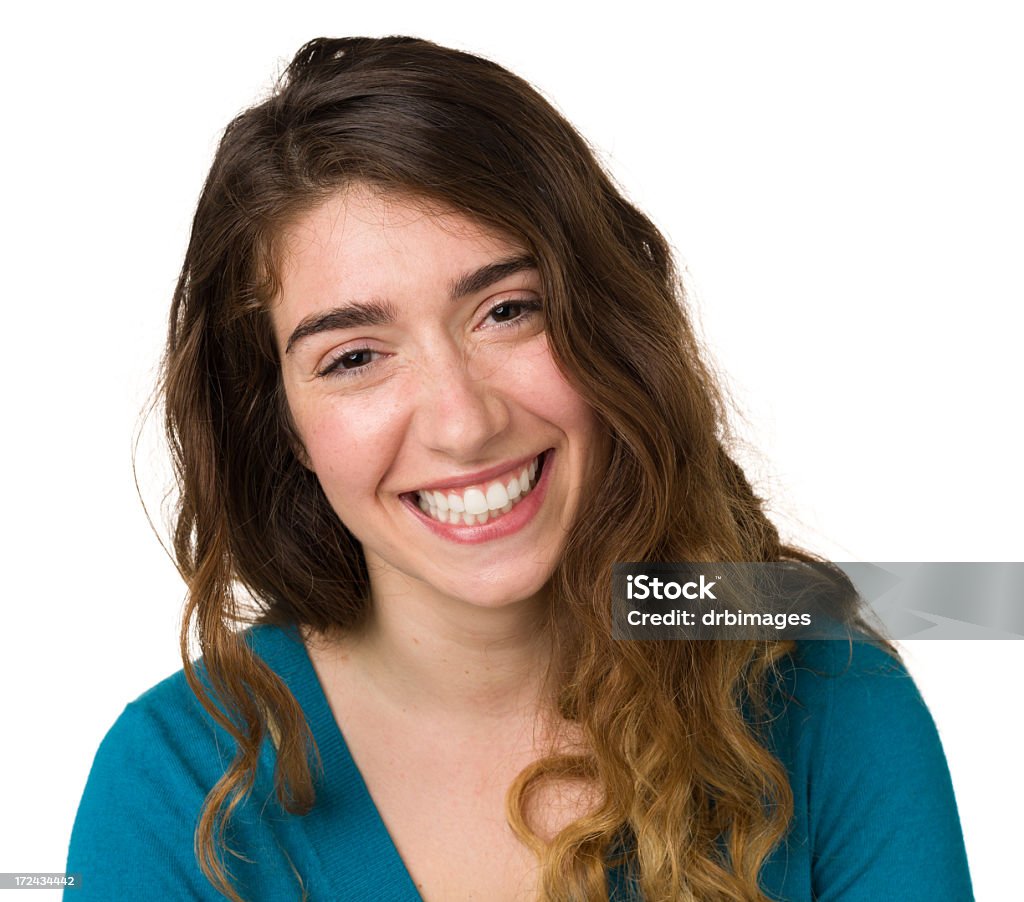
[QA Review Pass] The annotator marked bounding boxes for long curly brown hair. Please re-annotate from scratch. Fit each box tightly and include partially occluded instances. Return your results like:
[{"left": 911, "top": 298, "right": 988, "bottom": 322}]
[{"left": 162, "top": 36, "right": 877, "bottom": 901}]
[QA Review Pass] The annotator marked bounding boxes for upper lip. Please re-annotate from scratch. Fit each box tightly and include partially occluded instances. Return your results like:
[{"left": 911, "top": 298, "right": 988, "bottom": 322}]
[{"left": 408, "top": 451, "right": 545, "bottom": 494}]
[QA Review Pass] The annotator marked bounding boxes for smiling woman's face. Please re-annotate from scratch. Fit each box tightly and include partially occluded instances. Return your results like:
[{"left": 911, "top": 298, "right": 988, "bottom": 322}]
[{"left": 271, "top": 186, "right": 606, "bottom": 611}]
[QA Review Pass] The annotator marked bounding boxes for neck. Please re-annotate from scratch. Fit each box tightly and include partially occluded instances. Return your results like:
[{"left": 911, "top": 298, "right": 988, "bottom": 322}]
[{"left": 312, "top": 568, "right": 557, "bottom": 723}]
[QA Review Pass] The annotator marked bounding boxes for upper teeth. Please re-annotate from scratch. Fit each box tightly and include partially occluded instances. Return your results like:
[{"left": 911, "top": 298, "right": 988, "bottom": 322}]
[{"left": 416, "top": 456, "right": 541, "bottom": 526}]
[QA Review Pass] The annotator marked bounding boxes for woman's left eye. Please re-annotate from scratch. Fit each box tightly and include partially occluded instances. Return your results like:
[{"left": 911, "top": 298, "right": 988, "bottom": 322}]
[{"left": 481, "top": 299, "right": 542, "bottom": 328}]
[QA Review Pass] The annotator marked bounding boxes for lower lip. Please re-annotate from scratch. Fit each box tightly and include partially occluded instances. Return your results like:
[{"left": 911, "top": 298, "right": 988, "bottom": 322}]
[{"left": 403, "top": 450, "right": 554, "bottom": 545}]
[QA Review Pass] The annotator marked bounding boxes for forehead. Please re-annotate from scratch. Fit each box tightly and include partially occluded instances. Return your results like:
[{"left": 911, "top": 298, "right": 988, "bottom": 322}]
[{"left": 275, "top": 186, "right": 528, "bottom": 306}]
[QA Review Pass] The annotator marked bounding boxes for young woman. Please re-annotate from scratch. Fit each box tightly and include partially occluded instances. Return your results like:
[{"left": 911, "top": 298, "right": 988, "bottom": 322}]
[{"left": 66, "top": 36, "right": 973, "bottom": 901}]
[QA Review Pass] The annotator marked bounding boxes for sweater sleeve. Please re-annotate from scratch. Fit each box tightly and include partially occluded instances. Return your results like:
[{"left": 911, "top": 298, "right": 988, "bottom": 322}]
[{"left": 796, "top": 640, "right": 974, "bottom": 902}]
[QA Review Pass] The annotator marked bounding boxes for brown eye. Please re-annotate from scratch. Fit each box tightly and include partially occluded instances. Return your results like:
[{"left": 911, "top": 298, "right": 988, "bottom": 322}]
[
  {"left": 318, "top": 348, "right": 381, "bottom": 378},
  {"left": 339, "top": 350, "right": 374, "bottom": 369},
  {"left": 489, "top": 303, "right": 522, "bottom": 322},
  {"left": 482, "top": 299, "right": 542, "bottom": 328}
]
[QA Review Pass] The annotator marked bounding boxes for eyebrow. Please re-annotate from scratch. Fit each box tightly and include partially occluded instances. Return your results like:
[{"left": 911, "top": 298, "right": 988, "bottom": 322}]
[
  {"left": 284, "top": 254, "right": 538, "bottom": 354},
  {"left": 449, "top": 254, "right": 536, "bottom": 300},
  {"left": 285, "top": 301, "right": 396, "bottom": 355}
]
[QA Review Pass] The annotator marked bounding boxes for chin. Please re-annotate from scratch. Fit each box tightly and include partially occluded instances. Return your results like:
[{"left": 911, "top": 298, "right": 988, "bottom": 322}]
[{"left": 440, "top": 574, "right": 553, "bottom": 611}]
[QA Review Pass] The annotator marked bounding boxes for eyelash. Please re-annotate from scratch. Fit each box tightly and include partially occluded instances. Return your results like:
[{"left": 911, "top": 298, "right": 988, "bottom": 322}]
[{"left": 315, "top": 299, "right": 543, "bottom": 379}]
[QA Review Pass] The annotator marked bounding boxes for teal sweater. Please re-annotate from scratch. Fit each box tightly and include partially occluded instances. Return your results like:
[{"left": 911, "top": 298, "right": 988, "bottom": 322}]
[{"left": 66, "top": 627, "right": 974, "bottom": 900}]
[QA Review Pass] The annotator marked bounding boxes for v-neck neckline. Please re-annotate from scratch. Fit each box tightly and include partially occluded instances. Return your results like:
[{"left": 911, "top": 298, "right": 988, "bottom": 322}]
[{"left": 249, "top": 623, "right": 425, "bottom": 901}]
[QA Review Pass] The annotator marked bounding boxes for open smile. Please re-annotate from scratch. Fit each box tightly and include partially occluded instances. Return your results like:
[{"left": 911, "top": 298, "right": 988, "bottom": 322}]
[{"left": 401, "top": 450, "right": 552, "bottom": 542}]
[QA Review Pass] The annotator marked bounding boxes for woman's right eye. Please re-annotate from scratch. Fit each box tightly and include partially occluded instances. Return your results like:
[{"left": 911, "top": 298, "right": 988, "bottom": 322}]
[{"left": 317, "top": 348, "right": 380, "bottom": 378}]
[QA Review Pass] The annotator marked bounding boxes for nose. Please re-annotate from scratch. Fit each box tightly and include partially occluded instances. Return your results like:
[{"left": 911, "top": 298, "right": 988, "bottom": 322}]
[{"left": 412, "top": 345, "right": 510, "bottom": 460}]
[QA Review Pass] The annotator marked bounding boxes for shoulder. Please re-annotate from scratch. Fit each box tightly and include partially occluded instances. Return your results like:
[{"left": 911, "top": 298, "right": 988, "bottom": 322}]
[
  {"left": 66, "top": 626, "right": 302, "bottom": 900},
  {"left": 83, "top": 665, "right": 235, "bottom": 787},
  {"left": 767, "top": 638, "right": 974, "bottom": 901},
  {"left": 74, "top": 629, "right": 289, "bottom": 800},
  {"left": 773, "top": 638, "right": 955, "bottom": 789},
  {"left": 765, "top": 637, "right": 941, "bottom": 802},
  {"left": 74, "top": 624, "right": 303, "bottom": 791},
  {"left": 777, "top": 635, "right": 923, "bottom": 728},
  {"left": 65, "top": 667, "right": 229, "bottom": 898}
]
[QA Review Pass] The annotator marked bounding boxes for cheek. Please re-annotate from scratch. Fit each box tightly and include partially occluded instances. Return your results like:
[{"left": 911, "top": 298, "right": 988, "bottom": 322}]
[
  {"left": 510, "top": 340, "right": 602, "bottom": 441},
  {"left": 289, "top": 390, "right": 404, "bottom": 504}
]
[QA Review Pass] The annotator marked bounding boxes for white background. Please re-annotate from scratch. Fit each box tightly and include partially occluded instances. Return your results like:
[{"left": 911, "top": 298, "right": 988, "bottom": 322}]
[{"left": 2, "top": 2, "right": 1020, "bottom": 899}]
